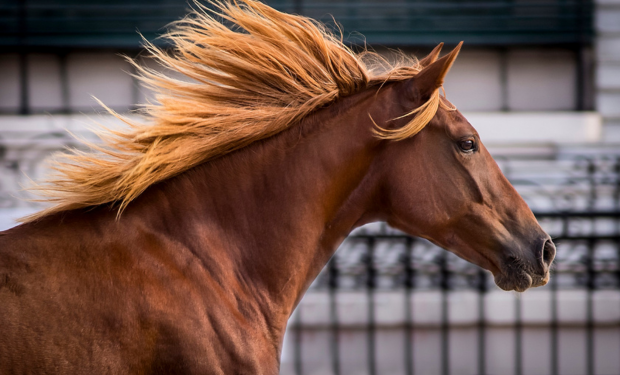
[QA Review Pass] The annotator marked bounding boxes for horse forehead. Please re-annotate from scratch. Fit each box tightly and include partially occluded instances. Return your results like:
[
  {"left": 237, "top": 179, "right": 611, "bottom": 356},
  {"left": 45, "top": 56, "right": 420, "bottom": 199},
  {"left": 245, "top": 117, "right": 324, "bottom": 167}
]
[{"left": 434, "top": 106, "right": 476, "bottom": 135}]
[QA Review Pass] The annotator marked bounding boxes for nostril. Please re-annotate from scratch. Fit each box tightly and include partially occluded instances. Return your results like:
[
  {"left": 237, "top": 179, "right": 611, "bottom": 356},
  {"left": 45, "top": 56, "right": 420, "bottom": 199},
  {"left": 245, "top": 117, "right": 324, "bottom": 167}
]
[{"left": 543, "top": 239, "right": 556, "bottom": 266}]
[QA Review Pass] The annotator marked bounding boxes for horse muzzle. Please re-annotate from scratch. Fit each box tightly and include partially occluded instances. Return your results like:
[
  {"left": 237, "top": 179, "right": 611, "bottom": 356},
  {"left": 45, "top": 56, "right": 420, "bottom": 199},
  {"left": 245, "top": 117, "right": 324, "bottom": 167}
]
[{"left": 493, "top": 238, "right": 556, "bottom": 292}]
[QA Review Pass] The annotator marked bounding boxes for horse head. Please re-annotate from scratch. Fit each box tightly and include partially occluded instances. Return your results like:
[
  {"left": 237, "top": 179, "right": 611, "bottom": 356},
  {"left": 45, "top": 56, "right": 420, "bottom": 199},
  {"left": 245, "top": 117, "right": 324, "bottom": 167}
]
[{"left": 373, "top": 44, "right": 555, "bottom": 292}]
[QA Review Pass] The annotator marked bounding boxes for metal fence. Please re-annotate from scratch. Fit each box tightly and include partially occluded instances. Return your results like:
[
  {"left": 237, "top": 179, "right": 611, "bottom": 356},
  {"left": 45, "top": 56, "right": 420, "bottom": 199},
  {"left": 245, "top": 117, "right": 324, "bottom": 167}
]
[{"left": 284, "top": 155, "right": 620, "bottom": 375}]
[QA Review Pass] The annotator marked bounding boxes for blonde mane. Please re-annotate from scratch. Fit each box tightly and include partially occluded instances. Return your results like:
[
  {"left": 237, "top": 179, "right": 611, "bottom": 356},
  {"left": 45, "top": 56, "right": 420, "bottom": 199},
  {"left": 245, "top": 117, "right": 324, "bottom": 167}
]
[{"left": 25, "top": 0, "right": 445, "bottom": 222}]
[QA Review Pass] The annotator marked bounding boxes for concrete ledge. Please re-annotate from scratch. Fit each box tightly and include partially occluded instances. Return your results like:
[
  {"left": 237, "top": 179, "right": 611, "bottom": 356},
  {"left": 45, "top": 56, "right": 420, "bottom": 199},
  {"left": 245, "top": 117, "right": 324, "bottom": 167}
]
[
  {"left": 0, "top": 114, "right": 142, "bottom": 147},
  {"left": 0, "top": 113, "right": 142, "bottom": 132},
  {"left": 464, "top": 111, "right": 602, "bottom": 144},
  {"left": 0, "top": 112, "right": 605, "bottom": 147}
]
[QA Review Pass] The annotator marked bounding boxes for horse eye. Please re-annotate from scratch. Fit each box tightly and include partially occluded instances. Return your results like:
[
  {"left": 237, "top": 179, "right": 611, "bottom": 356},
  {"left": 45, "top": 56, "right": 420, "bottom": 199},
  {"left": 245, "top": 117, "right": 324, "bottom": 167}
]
[{"left": 459, "top": 140, "right": 475, "bottom": 151}]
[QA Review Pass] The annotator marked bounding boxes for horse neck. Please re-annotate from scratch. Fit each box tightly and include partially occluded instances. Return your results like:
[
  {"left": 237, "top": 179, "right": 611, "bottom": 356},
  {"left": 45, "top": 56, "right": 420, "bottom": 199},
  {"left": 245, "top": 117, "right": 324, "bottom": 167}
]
[{"left": 132, "top": 86, "right": 393, "bottom": 323}]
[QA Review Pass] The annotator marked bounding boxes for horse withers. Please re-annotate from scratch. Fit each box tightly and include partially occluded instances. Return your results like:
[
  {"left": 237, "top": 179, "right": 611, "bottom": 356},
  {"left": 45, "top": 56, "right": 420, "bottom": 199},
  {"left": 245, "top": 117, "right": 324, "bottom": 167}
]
[{"left": 0, "top": 1, "right": 554, "bottom": 374}]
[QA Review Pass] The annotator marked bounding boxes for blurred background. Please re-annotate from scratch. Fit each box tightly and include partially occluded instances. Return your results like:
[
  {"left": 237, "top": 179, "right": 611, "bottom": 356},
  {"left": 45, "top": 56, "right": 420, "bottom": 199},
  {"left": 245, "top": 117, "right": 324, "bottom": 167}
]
[{"left": 1, "top": 0, "right": 619, "bottom": 374}]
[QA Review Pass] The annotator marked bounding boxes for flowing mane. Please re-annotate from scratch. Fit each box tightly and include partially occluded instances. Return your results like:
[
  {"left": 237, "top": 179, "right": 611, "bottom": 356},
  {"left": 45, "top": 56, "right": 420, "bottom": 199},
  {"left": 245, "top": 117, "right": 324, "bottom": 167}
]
[{"left": 24, "top": 0, "right": 444, "bottom": 222}]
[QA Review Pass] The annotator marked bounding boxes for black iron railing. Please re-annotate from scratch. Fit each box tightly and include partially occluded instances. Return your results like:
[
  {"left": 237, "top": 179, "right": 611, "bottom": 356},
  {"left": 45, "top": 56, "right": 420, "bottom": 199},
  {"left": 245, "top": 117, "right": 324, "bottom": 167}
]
[
  {"left": 288, "top": 155, "right": 620, "bottom": 375},
  {"left": 287, "top": 215, "right": 620, "bottom": 375}
]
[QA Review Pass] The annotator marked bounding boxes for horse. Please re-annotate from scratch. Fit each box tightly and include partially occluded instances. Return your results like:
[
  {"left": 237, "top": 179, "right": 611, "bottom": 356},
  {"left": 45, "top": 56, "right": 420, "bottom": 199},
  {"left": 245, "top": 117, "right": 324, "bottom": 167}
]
[{"left": 0, "top": 1, "right": 555, "bottom": 374}]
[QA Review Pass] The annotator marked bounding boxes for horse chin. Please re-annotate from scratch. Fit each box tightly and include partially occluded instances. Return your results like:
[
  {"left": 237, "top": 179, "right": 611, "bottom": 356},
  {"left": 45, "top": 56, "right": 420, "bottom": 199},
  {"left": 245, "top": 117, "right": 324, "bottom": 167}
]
[
  {"left": 493, "top": 270, "right": 549, "bottom": 292},
  {"left": 494, "top": 270, "right": 550, "bottom": 292}
]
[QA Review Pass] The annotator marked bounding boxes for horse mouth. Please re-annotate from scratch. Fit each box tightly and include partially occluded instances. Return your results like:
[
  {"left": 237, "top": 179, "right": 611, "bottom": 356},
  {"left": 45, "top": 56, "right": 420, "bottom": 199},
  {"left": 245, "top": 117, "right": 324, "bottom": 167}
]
[
  {"left": 493, "top": 269, "right": 549, "bottom": 292},
  {"left": 489, "top": 238, "right": 555, "bottom": 292}
]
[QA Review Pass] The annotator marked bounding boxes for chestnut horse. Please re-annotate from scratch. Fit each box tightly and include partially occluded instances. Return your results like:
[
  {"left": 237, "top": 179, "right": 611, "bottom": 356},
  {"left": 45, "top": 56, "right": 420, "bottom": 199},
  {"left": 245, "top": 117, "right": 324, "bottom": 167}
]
[{"left": 0, "top": 1, "right": 554, "bottom": 374}]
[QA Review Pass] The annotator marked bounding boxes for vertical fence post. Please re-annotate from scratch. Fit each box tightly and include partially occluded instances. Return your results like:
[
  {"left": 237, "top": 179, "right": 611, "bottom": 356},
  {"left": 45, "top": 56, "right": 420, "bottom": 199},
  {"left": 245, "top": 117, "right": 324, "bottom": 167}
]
[
  {"left": 550, "top": 214, "right": 570, "bottom": 375},
  {"left": 477, "top": 269, "right": 487, "bottom": 375},
  {"left": 366, "top": 237, "right": 376, "bottom": 375},
  {"left": 403, "top": 237, "right": 415, "bottom": 375},
  {"left": 294, "top": 302, "right": 303, "bottom": 375},
  {"left": 328, "top": 257, "right": 340, "bottom": 375},
  {"left": 439, "top": 253, "right": 450, "bottom": 375},
  {"left": 550, "top": 258, "right": 558, "bottom": 375},
  {"left": 515, "top": 292, "right": 522, "bottom": 375},
  {"left": 585, "top": 159, "right": 596, "bottom": 375},
  {"left": 585, "top": 238, "right": 595, "bottom": 375}
]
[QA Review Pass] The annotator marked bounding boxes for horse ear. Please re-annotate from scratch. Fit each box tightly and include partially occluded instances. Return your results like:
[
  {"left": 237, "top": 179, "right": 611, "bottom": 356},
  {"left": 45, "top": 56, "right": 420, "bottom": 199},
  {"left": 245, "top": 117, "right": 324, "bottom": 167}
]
[
  {"left": 417, "top": 42, "right": 444, "bottom": 68},
  {"left": 414, "top": 41, "right": 463, "bottom": 99}
]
